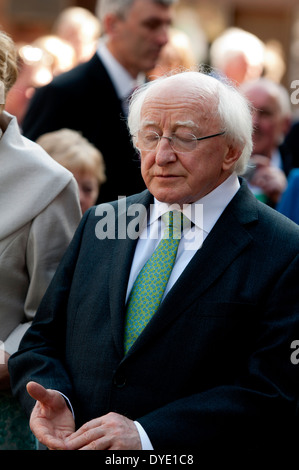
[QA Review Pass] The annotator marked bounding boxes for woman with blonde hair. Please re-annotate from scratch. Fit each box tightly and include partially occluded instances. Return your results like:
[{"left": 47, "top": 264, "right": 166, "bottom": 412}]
[
  {"left": 37, "top": 128, "right": 106, "bottom": 213},
  {"left": 0, "top": 31, "right": 81, "bottom": 449}
]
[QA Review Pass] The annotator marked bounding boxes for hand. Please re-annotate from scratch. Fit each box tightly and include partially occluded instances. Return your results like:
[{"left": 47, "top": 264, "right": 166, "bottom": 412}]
[
  {"left": 250, "top": 155, "right": 287, "bottom": 203},
  {"left": 0, "top": 351, "right": 11, "bottom": 390},
  {"left": 65, "top": 412, "right": 142, "bottom": 450},
  {"left": 27, "top": 381, "right": 75, "bottom": 450}
]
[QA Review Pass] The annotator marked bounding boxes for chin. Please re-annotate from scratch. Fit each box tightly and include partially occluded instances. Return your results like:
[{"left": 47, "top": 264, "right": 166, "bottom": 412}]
[{"left": 153, "top": 191, "right": 184, "bottom": 206}]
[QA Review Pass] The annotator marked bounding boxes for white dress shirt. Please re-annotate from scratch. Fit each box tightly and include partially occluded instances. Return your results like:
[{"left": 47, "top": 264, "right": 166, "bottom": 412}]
[
  {"left": 96, "top": 39, "right": 145, "bottom": 111},
  {"left": 126, "top": 173, "right": 240, "bottom": 302},
  {"left": 130, "top": 172, "right": 240, "bottom": 449}
]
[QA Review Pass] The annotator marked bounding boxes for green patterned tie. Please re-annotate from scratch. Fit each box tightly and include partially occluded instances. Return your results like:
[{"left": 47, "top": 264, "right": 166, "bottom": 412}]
[{"left": 124, "top": 211, "right": 182, "bottom": 354}]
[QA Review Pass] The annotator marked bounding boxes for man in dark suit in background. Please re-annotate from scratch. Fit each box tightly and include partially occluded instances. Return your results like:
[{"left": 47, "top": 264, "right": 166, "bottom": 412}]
[
  {"left": 9, "top": 72, "right": 299, "bottom": 457},
  {"left": 22, "top": 0, "right": 177, "bottom": 203}
]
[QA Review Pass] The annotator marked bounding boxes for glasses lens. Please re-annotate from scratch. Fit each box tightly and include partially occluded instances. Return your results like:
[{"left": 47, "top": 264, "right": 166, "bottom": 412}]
[
  {"left": 137, "top": 130, "right": 225, "bottom": 152},
  {"left": 137, "top": 131, "right": 159, "bottom": 151},
  {"left": 137, "top": 130, "right": 197, "bottom": 152},
  {"left": 172, "top": 132, "right": 197, "bottom": 152}
]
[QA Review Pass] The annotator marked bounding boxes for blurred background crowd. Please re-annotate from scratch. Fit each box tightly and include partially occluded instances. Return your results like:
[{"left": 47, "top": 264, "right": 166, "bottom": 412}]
[{"left": 2, "top": 0, "right": 299, "bottom": 98}]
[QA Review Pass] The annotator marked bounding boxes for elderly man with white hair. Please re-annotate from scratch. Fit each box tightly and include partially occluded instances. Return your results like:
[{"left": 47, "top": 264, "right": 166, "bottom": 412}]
[
  {"left": 9, "top": 71, "right": 299, "bottom": 458},
  {"left": 241, "top": 77, "right": 293, "bottom": 206}
]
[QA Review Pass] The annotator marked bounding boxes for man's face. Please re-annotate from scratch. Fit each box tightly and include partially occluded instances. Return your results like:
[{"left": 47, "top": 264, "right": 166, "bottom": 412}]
[
  {"left": 108, "top": 0, "right": 173, "bottom": 77},
  {"left": 138, "top": 79, "right": 239, "bottom": 206},
  {"left": 244, "top": 86, "right": 284, "bottom": 158}
]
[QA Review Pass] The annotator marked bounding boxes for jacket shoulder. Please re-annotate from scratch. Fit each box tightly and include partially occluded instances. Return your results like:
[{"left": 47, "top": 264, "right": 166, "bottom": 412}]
[
  {"left": 246, "top": 199, "right": 299, "bottom": 263},
  {"left": 257, "top": 199, "right": 299, "bottom": 239},
  {"left": 39, "top": 54, "right": 108, "bottom": 93},
  {"left": 233, "top": 180, "right": 299, "bottom": 246}
]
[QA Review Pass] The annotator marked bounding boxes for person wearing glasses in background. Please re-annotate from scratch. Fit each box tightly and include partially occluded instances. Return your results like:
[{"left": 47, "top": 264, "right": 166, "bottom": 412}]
[{"left": 9, "top": 71, "right": 299, "bottom": 460}]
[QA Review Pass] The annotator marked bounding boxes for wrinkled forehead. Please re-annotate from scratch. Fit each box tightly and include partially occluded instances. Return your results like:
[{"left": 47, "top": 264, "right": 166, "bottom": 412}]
[{"left": 141, "top": 77, "right": 219, "bottom": 125}]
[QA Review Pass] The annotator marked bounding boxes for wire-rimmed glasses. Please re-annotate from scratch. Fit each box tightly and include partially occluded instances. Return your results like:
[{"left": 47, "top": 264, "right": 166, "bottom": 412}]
[{"left": 136, "top": 130, "right": 226, "bottom": 153}]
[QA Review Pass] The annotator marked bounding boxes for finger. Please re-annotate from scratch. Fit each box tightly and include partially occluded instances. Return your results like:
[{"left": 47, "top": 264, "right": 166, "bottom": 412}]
[
  {"left": 67, "top": 429, "right": 106, "bottom": 450},
  {"left": 79, "top": 437, "right": 111, "bottom": 451},
  {"left": 66, "top": 418, "right": 104, "bottom": 449},
  {"left": 68, "top": 417, "right": 103, "bottom": 438}
]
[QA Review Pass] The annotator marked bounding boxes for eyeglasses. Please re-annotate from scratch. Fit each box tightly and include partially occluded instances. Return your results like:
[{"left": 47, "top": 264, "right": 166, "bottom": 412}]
[{"left": 136, "top": 130, "right": 226, "bottom": 153}]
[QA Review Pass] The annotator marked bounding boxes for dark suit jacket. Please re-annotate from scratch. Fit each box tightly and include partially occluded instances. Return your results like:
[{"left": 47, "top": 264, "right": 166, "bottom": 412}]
[
  {"left": 283, "top": 121, "right": 299, "bottom": 170},
  {"left": 22, "top": 54, "right": 145, "bottom": 203},
  {"left": 9, "top": 180, "right": 299, "bottom": 455}
]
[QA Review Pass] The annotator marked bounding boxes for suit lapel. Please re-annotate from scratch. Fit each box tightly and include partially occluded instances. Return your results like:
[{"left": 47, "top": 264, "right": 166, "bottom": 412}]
[
  {"left": 124, "top": 181, "right": 259, "bottom": 357},
  {"left": 108, "top": 191, "right": 153, "bottom": 356}
]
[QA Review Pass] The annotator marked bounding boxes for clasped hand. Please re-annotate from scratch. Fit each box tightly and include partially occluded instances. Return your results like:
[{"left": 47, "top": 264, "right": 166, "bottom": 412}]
[
  {"left": 27, "top": 381, "right": 142, "bottom": 450},
  {"left": 250, "top": 155, "right": 287, "bottom": 204}
]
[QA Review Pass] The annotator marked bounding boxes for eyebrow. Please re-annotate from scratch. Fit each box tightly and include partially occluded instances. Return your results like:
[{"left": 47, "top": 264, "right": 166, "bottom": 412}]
[
  {"left": 175, "top": 121, "right": 199, "bottom": 129},
  {"left": 141, "top": 120, "right": 200, "bottom": 129},
  {"left": 141, "top": 121, "right": 157, "bottom": 127}
]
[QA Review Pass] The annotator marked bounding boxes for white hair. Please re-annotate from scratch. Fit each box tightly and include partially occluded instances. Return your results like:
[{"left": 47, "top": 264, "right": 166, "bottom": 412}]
[
  {"left": 95, "top": 0, "right": 178, "bottom": 22},
  {"left": 240, "top": 77, "right": 292, "bottom": 119},
  {"left": 210, "top": 27, "right": 265, "bottom": 71},
  {"left": 128, "top": 71, "right": 253, "bottom": 175}
]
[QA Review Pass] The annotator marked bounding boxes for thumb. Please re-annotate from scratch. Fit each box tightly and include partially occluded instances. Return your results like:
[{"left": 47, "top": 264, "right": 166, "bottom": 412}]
[
  {"left": 26, "top": 381, "right": 65, "bottom": 409},
  {"left": 27, "top": 381, "right": 50, "bottom": 403}
]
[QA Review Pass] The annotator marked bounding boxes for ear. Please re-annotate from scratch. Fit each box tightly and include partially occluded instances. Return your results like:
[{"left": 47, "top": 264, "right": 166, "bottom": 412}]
[
  {"left": 103, "top": 13, "right": 123, "bottom": 36},
  {"left": 222, "top": 145, "right": 242, "bottom": 171}
]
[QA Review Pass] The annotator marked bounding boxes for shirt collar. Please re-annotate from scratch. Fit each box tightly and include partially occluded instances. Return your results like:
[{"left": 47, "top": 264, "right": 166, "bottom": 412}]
[
  {"left": 151, "top": 173, "right": 240, "bottom": 234},
  {"left": 96, "top": 39, "right": 145, "bottom": 100}
]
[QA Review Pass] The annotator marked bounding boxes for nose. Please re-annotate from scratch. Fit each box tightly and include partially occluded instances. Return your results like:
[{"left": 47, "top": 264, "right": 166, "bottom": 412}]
[
  {"left": 155, "top": 136, "right": 177, "bottom": 166},
  {"left": 251, "top": 109, "right": 261, "bottom": 129},
  {"left": 156, "top": 25, "right": 169, "bottom": 48}
]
